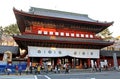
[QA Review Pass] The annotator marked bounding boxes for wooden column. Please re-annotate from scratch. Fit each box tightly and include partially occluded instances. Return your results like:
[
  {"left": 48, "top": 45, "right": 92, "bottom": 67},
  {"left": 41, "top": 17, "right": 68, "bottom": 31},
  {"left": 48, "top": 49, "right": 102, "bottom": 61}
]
[
  {"left": 57, "top": 58, "right": 60, "bottom": 65},
  {"left": 97, "top": 58, "right": 100, "bottom": 67},
  {"left": 39, "top": 58, "right": 43, "bottom": 66},
  {"left": 79, "top": 59, "right": 82, "bottom": 69},
  {"left": 87, "top": 58, "right": 91, "bottom": 68},
  {"left": 73, "top": 58, "right": 75, "bottom": 68},
  {"left": 68, "top": 58, "right": 72, "bottom": 68},
  {"left": 27, "top": 57, "right": 30, "bottom": 66}
]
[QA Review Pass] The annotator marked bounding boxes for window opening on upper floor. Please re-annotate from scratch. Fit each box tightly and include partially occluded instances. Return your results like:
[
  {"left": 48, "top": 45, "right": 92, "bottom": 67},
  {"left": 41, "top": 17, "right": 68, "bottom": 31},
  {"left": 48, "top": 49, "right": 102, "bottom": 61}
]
[
  {"left": 86, "top": 34, "right": 89, "bottom": 38},
  {"left": 38, "top": 30, "right": 42, "bottom": 34},
  {"left": 76, "top": 34, "right": 80, "bottom": 37},
  {"left": 60, "top": 32, "right": 64, "bottom": 36},
  {"left": 44, "top": 31, "right": 48, "bottom": 35},
  {"left": 71, "top": 33, "right": 74, "bottom": 37},
  {"left": 49, "top": 31, "right": 53, "bottom": 35},
  {"left": 66, "top": 33, "right": 69, "bottom": 36},
  {"left": 90, "top": 34, "right": 93, "bottom": 38},
  {"left": 81, "top": 34, "right": 84, "bottom": 37},
  {"left": 26, "top": 26, "right": 31, "bottom": 31},
  {"left": 55, "top": 32, "right": 59, "bottom": 36}
]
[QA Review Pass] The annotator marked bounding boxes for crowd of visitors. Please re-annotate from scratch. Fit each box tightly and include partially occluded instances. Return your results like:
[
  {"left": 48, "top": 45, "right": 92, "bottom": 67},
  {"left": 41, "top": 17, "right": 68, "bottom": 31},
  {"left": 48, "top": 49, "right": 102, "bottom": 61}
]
[
  {"left": 4, "top": 64, "right": 22, "bottom": 75},
  {"left": 24, "top": 62, "right": 71, "bottom": 75},
  {"left": 3, "top": 62, "right": 115, "bottom": 75}
]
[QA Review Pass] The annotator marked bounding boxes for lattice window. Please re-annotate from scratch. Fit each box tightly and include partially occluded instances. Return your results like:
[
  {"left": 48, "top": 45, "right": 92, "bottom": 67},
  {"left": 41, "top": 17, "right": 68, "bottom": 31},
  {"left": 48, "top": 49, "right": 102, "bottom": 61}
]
[
  {"left": 44, "top": 31, "right": 48, "bottom": 35},
  {"left": 49, "top": 31, "right": 53, "bottom": 35},
  {"left": 81, "top": 34, "right": 84, "bottom": 37},
  {"left": 38, "top": 30, "right": 42, "bottom": 34},
  {"left": 90, "top": 34, "right": 93, "bottom": 38},
  {"left": 76, "top": 34, "right": 79, "bottom": 37},
  {"left": 55, "top": 32, "right": 59, "bottom": 36},
  {"left": 66, "top": 33, "right": 69, "bottom": 36},
  {"left": 71, "top": 33, "right": 74, "bottom": 37},
  {"left": 86, "top": 34, "right": 89, "bottom": 38},
  {"left": 60, "top": 32, "right": 64, "bottom": 36}
]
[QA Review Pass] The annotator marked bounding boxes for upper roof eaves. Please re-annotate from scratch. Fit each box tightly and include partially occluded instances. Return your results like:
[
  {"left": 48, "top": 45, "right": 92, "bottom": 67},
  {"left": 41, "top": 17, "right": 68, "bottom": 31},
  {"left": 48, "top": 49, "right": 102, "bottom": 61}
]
[
  {"left": 0, "top": 46, "right": 19, "bottom": 54},
  {"left": 29, "top": 7, "right": 97, "bottom": 22}
]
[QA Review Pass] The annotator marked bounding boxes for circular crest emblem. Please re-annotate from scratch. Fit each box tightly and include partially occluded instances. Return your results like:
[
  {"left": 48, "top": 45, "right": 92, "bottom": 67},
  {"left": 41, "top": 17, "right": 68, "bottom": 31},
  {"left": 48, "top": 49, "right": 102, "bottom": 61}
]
[
  {"left": 82, "top": 52, "right": 85, "bottom": 55},
  {"left": 74, "top": 51, "right": 77, "bottom": 55},
  {"left": 58, "top": 51, "right": 62, "bottom": 54},
  {"left": 48, "top": 50, "right": 52, "bottom": 54},
  {"left": 91, "top": 52, "right": 93, "bottom": 55},
  {"left": 38, "top": 50, "right": 41, "bottom": 53}
]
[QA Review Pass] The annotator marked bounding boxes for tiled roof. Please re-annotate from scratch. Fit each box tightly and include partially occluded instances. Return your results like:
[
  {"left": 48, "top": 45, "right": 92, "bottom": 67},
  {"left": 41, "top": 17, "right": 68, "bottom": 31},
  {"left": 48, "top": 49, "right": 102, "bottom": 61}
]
[
  {"left": 13, "top": 8, "right": 114, "bottom": 34},
  {"left": 29, "top": 7, "right": 97, "bottom": 22},
  {"left": 13, "top": 34, "right": 113, "bottom": 45},
  {"left": 0, "top": 46, "right": 19, "bottom": 55},
  {"left": 100, "top": 50, "right": 120, "bottom": 57}
]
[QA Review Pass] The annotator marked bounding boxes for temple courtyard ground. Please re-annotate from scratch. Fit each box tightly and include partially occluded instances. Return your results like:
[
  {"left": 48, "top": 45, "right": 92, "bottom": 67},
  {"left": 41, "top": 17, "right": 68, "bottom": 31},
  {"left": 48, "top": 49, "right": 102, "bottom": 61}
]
[{"left": 0, "top": 70, "right": 120, "bottom": 79}]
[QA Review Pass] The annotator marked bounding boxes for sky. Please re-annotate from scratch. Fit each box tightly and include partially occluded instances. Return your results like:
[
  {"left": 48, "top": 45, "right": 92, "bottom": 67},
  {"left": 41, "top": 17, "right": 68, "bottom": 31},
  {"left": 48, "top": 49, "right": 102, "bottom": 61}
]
[{"left": 0, "top": 0, "right": 120, "bottom": 37}]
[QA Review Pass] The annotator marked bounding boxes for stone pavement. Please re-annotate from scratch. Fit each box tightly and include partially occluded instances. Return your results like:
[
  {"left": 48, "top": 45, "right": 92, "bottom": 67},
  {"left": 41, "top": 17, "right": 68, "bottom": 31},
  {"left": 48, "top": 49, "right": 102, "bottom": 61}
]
[
  {"left": 0, "top": 75, "right": 35, "bottom": 79},
  {"left": 0, "top": 68, "right": 119, "bottom": 79}
]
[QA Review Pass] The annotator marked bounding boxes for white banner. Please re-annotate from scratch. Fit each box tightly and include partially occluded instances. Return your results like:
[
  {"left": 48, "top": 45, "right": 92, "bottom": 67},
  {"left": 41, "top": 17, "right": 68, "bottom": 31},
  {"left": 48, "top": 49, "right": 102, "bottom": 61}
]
[{"left": 28, "top": 46, "right": 99, "bottom": 58}]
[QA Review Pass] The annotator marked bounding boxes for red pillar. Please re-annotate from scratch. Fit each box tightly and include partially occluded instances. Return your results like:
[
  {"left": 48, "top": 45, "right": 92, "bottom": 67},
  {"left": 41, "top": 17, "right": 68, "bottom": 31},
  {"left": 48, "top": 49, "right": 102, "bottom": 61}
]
[
  {"left": 97, "top": 58, "right": 100, "bottom": 67},
  {"left": 39, "top": 58, "right": 43, "bottom": 66},
  {"left": 79, "top": 59, "right": 82, "bottom": 69},
  {"left": 68, "top": 58, "right": 72, "bottom": 67},
  {"left": 27, "top": 57, "right": 30, "bottom": 66},
  {"left": 57, "top": 58, "right": 60, "bottom": 65},
  {"left": 87, "top": 58, "right": 91, "bottom": 68}
]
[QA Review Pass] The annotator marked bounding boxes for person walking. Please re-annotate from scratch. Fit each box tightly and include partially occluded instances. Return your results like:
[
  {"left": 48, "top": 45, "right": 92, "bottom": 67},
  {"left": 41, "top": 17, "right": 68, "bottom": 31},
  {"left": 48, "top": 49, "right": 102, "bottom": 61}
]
[
  {"left": 65, "top": 63, "right": 68, "bottom": 73},
  {"left": 19, "top": 65, "right": 22, "bottom": 75},
  {"left": 5, "top": 67, "right": 9, "bottom": 75},
  {"left": 54, "top": 66, "right": 57, "bottom": 73},
  {"left": 29, "top": 66, "right": 32, "bottom": 74},
  {"left": 15, "top": 65, "right": 19, "bottom": 75},
  {"left": 44, "top": 62, "right": 48, "bottom": 73},
  {"left": 37, "top": 64, "right": 41, "bottom": 74},
  {"left": 65, "top": 63, "right": 70, "bottom": 73},
  {"left": 34, "top": 65, "right": 37, "bottom": 75},
  {"left": 25, "top": 65, "right": 30, "bottom": 74}
]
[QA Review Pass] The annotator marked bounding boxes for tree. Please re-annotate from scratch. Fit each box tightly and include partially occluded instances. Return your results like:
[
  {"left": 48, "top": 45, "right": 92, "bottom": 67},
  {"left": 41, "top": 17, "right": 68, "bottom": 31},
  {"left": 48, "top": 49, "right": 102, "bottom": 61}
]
[
  {"left": 3, "top": 24, "right": 20, "bottom": 35},
  {"left": 97, "top": 28, "right": 113, "bottom": 40},
  {"left": 0, "top": 26, "right": 3, "bottom": 45},
  {"left": 0, "top": 26, "right": 3, "bottom": 37}
]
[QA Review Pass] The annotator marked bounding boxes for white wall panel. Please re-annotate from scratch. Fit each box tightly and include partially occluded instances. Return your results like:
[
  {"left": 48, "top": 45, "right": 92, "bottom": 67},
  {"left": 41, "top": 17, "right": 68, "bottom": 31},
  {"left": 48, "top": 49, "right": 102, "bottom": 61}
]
[{"left": 28, "top": 46, "right": 99, "bottom": 58}]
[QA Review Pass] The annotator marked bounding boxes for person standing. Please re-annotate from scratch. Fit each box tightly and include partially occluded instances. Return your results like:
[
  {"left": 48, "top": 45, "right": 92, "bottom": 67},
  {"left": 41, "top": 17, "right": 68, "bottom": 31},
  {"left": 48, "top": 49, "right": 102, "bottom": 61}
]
[
  {"left": 19, "top": 65, "right": 22, "bottom": 75},
  {"left": 15, "top": 65, "right": 19, "bottom": 75},
  {"left": 34, "top": 64, "right": 37, "bottom": 75},
  {"left": 29, "top": 65, "right": 32, "bottom": 74},
  {"left": 37, "top": 64, "right": 41, "bottom": 74},
  {"left": 65, "top": 63, "right": 70, "bottom": 73},
  {"left": 44, "top": 62, "right": 48, "bottom": 73},
  {"left": 5, "top": 66, "right": 8, "bottom": 75},
  {"left": 65, "top": 63, "right": 68, "bottom": 73},
  {"left": 25, "top": 65, "right": 30, "bottom": 74}
]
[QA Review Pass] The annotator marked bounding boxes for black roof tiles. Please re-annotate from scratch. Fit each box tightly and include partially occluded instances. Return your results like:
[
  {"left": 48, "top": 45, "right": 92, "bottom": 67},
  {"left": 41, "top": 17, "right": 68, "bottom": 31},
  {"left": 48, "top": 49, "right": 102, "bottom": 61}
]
[
  {"left": 13, "top": 34, "right": 113, "bottom": 45},
  {"left": 100, "top": 50, "right": 120, "bottom": 57},
  {"left": 29, "top": 7, "right": 97, "bottom": 22},
  {"left": 0, "top": 46, "right": 19, "bottom": 55}
]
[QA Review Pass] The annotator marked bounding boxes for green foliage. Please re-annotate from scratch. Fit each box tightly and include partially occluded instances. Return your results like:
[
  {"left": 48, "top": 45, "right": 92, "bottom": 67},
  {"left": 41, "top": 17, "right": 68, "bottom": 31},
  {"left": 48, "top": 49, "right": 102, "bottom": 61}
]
[
  {"left": 97, "top": 28, "right": 113, "bottom": 40},
  {"left": 0, "top": 26, "right": 3, "bottom": 37},
  {"left": 0, "top": 24, "right": 20, "bottom": 45},
  {"left": 3, "top": 24, "right": 20, "bottom": 35},
  {"left": 0, "top": 26, "right": 3, "bottom": 40},
  {"left": 0, "top": 26, "right": 4, "bottom": 44}
]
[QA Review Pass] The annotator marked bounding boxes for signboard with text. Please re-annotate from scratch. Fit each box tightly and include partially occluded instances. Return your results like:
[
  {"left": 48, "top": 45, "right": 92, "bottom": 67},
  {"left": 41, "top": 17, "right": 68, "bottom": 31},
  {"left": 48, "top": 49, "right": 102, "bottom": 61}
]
[{"left": 28, "top": 46, "right": 99, "bottom": 58}]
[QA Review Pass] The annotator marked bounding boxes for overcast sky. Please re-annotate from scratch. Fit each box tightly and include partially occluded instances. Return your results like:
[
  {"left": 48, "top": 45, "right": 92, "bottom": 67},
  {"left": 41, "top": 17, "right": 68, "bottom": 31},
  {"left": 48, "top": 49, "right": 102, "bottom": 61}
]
[{"left": 0, "top": 0, "right": 120, "bottom": 37}]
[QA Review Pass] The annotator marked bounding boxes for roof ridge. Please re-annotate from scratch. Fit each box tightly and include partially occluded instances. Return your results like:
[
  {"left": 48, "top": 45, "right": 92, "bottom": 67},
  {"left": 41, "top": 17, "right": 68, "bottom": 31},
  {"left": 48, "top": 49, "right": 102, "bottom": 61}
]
[
  {"left": 29, "top": 7, "right": 88, "bottom": 17},
  {"left": 28, "top": 7, "right": 97, "bottom": 22}
]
